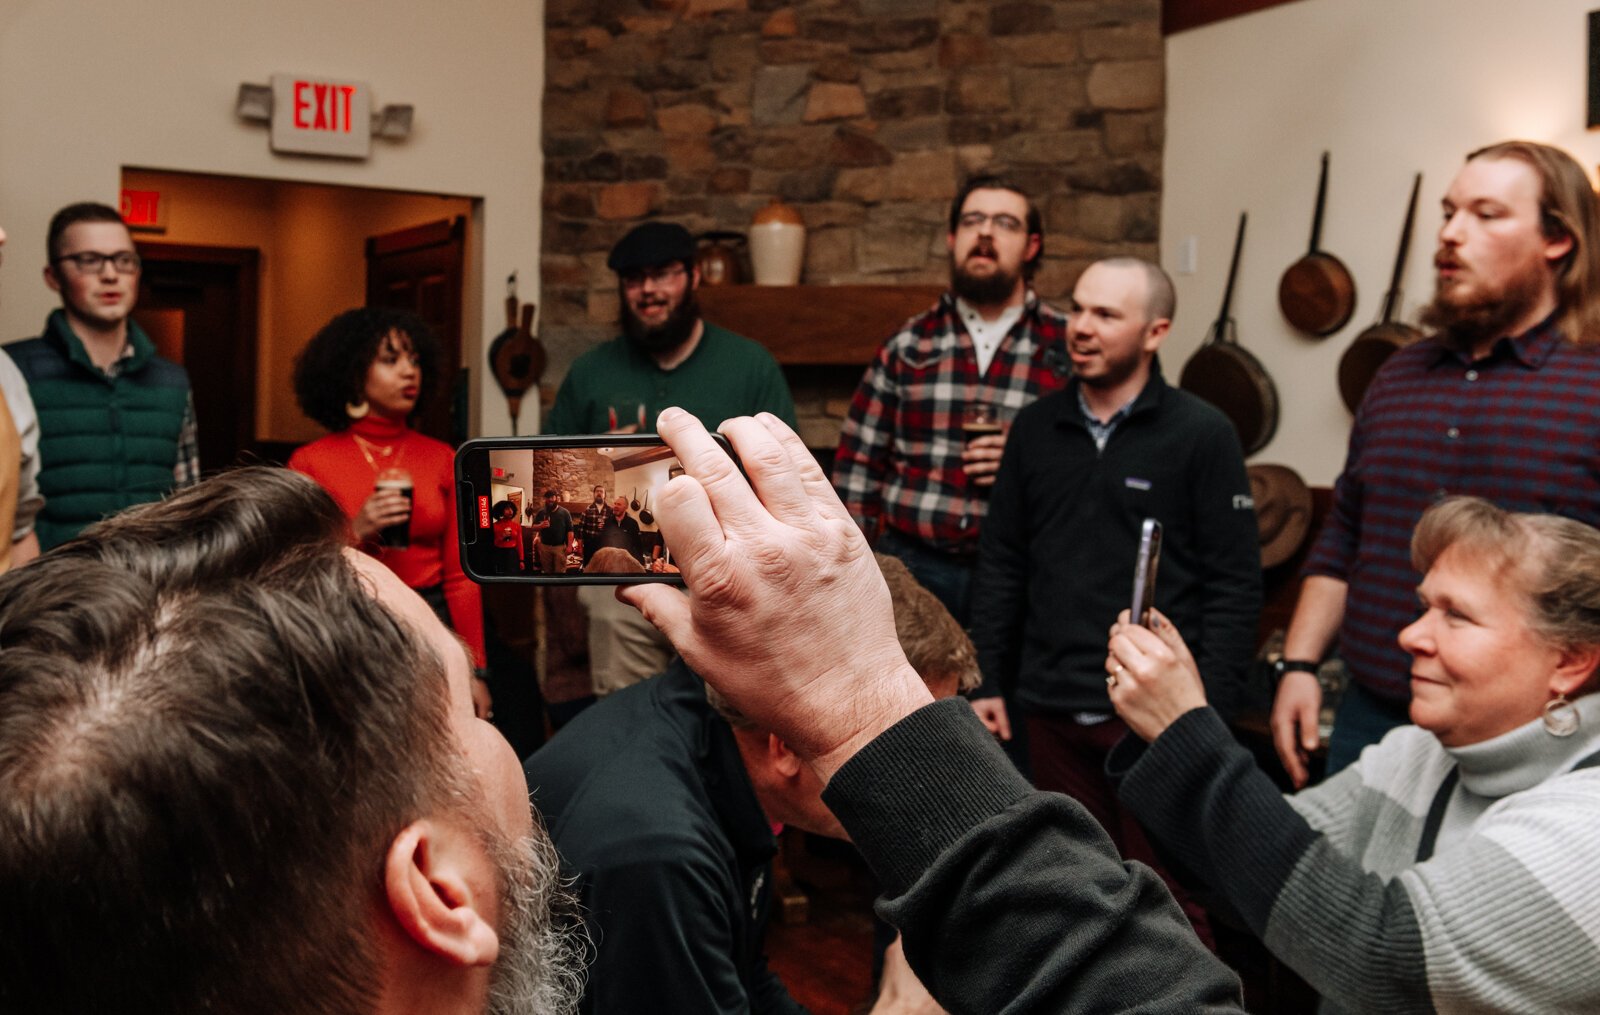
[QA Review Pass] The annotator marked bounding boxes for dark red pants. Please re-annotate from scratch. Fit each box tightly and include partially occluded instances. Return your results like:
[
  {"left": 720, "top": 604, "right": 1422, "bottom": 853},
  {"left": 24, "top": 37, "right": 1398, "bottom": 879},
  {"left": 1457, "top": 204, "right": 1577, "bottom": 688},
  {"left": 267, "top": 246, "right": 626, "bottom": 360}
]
[{"left": 1026, "top": 711, "right": 1216, "bottom": 950}]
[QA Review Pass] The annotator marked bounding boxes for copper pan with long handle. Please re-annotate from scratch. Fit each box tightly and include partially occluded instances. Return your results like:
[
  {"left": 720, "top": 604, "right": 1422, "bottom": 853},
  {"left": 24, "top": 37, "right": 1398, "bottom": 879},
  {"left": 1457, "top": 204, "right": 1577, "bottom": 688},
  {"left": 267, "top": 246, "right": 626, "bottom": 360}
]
[
  {"left": 1180, "top": 212, "right": 1280, "bottom": 455},
  {"left": 1338, "top": 172, "right": 1424, "bottom": 413},
  {"left": 1279, "top": 152, "right": 1357, "bottom": 337}
]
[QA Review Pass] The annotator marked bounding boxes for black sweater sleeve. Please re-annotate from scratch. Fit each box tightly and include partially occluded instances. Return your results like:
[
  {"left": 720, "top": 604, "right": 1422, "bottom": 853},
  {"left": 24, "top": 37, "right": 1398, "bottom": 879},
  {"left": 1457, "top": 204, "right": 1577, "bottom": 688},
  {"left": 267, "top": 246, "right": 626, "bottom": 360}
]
[
  {"left": 1182, "top": 418, "right": 1262, "bottom": 721},
  {"left": 969, "top": 411, "right": 1032, "bottom": 699},
  {"left": 824, "top": 699, "right": 1244, "bottom": 1014}
]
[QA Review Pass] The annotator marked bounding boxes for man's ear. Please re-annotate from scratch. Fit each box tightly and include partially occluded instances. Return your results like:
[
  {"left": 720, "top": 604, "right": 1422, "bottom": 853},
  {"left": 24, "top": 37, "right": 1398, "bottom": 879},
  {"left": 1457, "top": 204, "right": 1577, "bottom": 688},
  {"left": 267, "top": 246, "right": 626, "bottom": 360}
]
[
  {"left": 42, "top": 263, "right": 62, "bottom": 295},
  {"left": 767, "top": 732, "right": 803, "bottom": 779},
  {"left": 1142, "top": 317, "right": 1171, "bottom": 352},
  {"left": 1544, "top": 231, "right": 1575, "bottom": 267},
  {"left": 384, "top": 820, "right": 500, "bottom": 968},
  {"left": 1024, "top": 232, "right": 1042, "bottom": 265}
]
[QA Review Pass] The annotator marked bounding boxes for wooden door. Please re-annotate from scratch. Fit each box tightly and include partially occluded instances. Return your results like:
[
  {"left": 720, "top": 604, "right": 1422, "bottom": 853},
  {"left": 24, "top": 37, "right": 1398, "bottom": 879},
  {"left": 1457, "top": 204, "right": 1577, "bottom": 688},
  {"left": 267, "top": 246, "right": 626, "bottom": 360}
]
[
  {"left": 133, "top": 243, "right": 261, "bottom": 473},
  {"left": 366, "top": 217, "right": 465, "bottom": 443}
]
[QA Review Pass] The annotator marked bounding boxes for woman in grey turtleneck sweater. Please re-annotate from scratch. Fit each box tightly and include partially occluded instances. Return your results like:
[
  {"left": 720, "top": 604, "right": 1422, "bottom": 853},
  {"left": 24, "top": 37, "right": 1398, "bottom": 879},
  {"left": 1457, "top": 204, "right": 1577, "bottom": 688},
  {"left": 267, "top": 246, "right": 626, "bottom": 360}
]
[{"left": 1104, "top": 495, "right": 1600, "bottom": 1014}]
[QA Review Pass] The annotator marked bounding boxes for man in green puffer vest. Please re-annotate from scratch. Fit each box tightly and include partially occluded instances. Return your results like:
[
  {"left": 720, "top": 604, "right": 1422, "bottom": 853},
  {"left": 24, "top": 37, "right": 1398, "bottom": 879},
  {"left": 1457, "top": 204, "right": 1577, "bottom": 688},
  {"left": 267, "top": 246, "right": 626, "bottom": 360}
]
[{"left": 8, "top": 202, "right": 198, "bottom": 551}]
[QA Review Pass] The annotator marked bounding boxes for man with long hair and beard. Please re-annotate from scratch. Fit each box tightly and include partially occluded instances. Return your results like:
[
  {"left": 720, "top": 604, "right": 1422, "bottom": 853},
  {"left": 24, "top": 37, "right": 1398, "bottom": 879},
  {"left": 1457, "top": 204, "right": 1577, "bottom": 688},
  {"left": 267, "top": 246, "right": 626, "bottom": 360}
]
[
  {"left": 546, "top": 221, "right": 797, "bottom": 435},
  {"left": 1271, "top": 140, "right": 1600, "bottom": 788}
]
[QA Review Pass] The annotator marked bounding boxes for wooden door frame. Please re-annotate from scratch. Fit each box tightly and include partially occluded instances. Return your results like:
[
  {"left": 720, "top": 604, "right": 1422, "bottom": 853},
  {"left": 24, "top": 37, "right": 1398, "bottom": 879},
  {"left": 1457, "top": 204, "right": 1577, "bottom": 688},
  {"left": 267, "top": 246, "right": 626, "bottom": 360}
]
[
  {"left": 133, "top": 241, "right": 261, "bottom": 468},
  {"left": 365, "top": 216, "right": 466, "bottom": 442}
]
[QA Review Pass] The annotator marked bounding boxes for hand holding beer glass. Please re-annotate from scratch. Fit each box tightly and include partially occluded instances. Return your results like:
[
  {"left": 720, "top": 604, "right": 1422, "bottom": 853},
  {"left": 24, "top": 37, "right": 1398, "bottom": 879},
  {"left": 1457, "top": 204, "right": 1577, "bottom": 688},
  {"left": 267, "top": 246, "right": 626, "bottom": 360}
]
[
  {"left": 960, "top": 402, "right": 1006, "bottom": 488},
  {"left": 353, "top": 466, "right": 413, "bottom": 548}
]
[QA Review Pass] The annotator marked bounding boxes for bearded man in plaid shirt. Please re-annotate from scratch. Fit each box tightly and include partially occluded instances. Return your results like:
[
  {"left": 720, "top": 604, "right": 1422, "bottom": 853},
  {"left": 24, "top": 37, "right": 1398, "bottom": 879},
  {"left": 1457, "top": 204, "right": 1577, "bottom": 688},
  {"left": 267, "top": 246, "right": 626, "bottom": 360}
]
[{"left": 833, "top": 175, "right": 1068, "bottom": 627}]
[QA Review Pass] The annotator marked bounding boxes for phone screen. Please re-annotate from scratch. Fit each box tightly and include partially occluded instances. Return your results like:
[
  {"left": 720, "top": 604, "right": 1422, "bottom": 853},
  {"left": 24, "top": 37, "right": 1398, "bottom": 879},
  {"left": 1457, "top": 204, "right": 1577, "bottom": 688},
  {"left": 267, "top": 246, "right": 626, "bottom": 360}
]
[
  {"left": 455, "top": 434, "right": 729, "bottom": 585},
  {"left": 1130, "top": 518, "right": 1162, "bottom": 626}
]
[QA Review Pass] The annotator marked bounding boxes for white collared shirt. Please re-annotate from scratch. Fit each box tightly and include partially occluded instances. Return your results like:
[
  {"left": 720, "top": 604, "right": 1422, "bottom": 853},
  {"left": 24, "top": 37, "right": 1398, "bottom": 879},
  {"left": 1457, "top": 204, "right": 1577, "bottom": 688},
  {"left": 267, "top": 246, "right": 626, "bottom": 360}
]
[{"left": 956, "top": 298, "right": 1025, "bottom": 377}]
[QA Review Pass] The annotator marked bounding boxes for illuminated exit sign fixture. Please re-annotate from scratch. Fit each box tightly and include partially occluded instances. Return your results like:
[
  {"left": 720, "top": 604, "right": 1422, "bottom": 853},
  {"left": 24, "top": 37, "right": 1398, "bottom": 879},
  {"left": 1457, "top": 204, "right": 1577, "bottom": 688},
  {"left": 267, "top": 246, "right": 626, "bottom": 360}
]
[
  {"left": 234, "top": 75, "right": 412, "bottom": 160},
  {"left": 271, "top": 74, "right": 372, "bottom": 158}
]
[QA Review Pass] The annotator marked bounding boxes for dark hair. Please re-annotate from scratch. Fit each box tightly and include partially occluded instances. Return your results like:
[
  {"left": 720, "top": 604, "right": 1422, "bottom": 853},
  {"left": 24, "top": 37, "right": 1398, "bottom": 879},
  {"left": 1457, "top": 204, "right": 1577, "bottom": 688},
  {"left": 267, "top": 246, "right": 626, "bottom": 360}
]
[
  {"left": 948, "top": 174, "right": 1045, "bottom": 277},
  {"left": 292, "top": 307, "right": 440, "bottom": 431},
  {"left": 0, "top": 467, "right": 461, "bottom": 1014},
  {"left": 493, "top": 499, "right": 517, "bottom": 520},
  {"left": 47, "top": 201, "right": 127, "bottom": 260},
  {"left": 544, "top": 488, "right": 560, "bottom": 498},
  {"left": 1467, "top": 141, "right": 1600, "bottom": 345}
]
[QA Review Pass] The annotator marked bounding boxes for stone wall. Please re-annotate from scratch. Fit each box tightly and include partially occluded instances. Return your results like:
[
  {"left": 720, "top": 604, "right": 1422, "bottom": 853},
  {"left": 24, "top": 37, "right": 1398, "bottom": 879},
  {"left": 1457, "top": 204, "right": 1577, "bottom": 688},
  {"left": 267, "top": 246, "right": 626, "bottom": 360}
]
[
  {"left": 541, "top": 0, "right": 1166, "bottom": 420},
  {"left": 503, "top": 448, "right": 615, "bottom": 503}
]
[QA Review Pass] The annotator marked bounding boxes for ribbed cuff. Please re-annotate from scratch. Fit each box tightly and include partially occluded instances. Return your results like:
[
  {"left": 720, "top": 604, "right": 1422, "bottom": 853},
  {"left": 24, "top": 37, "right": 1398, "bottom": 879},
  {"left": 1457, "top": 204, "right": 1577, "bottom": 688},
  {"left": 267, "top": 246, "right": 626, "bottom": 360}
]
[
  {"left": 1118, "top": 705, "right": 1318, "bottom": 933},
  {"left": 823, "top": 698, "right": 1032, "bottom": 897}
]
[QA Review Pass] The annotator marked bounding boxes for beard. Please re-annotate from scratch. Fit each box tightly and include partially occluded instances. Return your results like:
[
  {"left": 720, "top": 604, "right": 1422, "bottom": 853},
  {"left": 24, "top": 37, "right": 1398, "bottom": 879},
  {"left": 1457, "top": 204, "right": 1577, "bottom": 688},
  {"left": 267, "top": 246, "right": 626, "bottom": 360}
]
[
  {"left": 483, "top": 826, "right": 587, "bottom": 1015},
  {"left": 950, "top": 244, "right": 1022, "bottom": 307},
  {"left": 1419, "top": 253, "right": 1549, "bottom": 353},
  {"left": 622, "top": 287, "right": 700, "bottom": 355}
]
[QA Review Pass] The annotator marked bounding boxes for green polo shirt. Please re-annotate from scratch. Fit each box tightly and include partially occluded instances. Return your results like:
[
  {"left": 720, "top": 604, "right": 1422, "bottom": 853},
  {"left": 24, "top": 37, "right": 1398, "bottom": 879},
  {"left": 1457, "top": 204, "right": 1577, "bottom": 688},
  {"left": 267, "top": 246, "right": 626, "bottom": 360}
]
[{"left": 546, "top": 323, "right": 797, "bottom": 435}]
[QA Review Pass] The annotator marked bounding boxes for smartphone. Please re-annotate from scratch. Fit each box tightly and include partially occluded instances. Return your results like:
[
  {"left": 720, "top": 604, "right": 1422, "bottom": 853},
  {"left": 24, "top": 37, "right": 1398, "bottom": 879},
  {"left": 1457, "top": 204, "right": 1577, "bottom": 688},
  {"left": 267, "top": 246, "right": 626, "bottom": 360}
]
[
  {"left": 1129, "top": 518, "right": 1162, "bottom": 626},
  {"left": 455, "top": 434, "right": 735, "bottom": 584}
]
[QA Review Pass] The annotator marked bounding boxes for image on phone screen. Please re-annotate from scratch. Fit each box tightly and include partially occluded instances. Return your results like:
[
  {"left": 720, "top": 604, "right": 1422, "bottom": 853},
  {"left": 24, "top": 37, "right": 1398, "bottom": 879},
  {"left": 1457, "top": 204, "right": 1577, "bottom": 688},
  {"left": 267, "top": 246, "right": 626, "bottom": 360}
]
[{"left": 456, "top": 434, "right": 720, "bottom": 585}]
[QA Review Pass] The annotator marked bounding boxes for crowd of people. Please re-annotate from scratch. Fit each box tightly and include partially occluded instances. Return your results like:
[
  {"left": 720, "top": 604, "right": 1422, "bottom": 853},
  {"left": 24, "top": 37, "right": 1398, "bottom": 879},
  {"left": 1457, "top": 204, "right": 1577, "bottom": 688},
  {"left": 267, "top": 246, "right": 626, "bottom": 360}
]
[{"left": 1, "top": 136, "right": 1599, "bottom": 1015}]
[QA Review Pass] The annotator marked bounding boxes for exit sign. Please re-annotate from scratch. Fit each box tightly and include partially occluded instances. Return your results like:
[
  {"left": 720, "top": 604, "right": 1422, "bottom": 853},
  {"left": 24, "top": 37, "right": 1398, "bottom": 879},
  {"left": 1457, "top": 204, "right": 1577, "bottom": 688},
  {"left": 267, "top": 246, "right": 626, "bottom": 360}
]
[
  {"left": 270, "top": 73, "right": 371, "bottom": 158},
  {"left": 120, "top": 189, "right": 167, "bottom": 231}
]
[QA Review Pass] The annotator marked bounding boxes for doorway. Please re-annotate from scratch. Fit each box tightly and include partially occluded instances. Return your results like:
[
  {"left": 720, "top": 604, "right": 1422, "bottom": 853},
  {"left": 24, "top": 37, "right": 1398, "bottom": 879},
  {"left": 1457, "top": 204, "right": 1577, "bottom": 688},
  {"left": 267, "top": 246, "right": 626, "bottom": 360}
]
[
  {"left": 119, "top": 167, "right": 478, "bottom": 466},
  {"left": 367, "top": 216, "right": 466, "bottom": 443},
  {"left": 133, "top": 243, "right": 259, "bottom": 472}
]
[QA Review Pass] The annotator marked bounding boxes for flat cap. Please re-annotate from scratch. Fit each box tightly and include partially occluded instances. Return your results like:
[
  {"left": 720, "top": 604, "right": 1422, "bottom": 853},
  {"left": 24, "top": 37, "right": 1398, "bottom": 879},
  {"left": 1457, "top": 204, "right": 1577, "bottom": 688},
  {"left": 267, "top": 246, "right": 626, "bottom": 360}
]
[{"left": 607, "top": 222, "right": 696, "bottom": 272}]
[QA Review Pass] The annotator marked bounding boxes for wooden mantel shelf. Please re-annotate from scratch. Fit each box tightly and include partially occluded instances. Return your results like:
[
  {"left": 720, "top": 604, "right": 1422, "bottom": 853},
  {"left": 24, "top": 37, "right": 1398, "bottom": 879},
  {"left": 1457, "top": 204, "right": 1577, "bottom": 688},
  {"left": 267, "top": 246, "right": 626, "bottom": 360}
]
[{"left": 697, "top": 284, "right": 945, "bottom": 366}]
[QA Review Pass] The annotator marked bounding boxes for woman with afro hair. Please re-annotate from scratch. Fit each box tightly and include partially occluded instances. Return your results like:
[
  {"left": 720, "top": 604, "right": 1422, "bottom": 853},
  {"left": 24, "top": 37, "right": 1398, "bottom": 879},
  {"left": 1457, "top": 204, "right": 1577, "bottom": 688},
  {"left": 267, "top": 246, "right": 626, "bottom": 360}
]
[{"left": 287, "top": 307, "right": 486, "bottom": 678}]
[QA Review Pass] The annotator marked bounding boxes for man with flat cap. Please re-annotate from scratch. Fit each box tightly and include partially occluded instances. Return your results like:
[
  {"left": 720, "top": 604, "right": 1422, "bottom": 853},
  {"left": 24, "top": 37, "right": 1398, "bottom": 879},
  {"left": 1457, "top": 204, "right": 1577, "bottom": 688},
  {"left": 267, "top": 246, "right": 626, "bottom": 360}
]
[{"left": 547, "top": 221, "right": 797, "bottom": 434}]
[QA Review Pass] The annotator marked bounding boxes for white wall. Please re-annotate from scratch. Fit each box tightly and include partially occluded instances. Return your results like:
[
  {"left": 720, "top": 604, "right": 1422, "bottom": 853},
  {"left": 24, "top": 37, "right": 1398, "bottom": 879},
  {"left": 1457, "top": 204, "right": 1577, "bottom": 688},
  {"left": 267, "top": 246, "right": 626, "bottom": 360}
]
[
  {"left": 0, "top": 0, "right": 543, "bottom": 437},
  {"left": 1163, "top": 0, "right": 1600, "bottom": 484}
]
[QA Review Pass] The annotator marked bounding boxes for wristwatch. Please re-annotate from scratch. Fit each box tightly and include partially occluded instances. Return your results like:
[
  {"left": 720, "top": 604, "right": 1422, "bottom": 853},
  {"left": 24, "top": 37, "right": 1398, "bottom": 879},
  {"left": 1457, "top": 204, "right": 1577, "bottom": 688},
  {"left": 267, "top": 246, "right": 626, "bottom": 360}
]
[{"left": 1273, "top": 659, "right": 1319, "bottom": 687}]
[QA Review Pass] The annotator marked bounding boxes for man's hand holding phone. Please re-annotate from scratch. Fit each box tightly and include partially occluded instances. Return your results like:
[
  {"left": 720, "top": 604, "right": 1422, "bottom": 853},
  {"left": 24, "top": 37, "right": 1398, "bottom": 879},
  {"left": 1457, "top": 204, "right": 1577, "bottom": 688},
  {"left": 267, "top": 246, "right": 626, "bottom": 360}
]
[{"left": 620, "top": 409, "right": 934, "bottom": 782}]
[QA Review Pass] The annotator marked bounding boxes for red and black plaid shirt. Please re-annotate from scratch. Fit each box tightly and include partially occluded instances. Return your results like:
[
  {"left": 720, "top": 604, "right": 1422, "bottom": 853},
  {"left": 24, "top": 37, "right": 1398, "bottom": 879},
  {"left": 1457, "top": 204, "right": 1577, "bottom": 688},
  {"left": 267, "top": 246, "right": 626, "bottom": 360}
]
[
  {"left": 1306, "top": 315, "right": 1600, "bottom": 700},
  {"left": 833, "top": 292, "right": 1069, "bottom": 554}
]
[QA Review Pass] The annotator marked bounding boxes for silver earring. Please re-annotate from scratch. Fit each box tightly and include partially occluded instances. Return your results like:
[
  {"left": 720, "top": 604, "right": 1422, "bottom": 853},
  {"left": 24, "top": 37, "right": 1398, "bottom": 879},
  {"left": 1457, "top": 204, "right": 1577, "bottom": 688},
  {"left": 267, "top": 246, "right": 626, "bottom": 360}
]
[
  {"left": 345, "top": 400, "right": 370, "bottom": 420},
  {"left": 1543, "top": 694, "right": 1580, "bottom": 738}
]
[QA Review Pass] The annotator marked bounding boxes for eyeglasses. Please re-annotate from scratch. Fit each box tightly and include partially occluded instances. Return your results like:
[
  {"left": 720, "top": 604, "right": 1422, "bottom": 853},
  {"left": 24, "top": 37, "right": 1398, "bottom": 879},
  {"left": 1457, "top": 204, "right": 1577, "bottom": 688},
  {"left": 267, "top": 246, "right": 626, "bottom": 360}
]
[
  {"left": 55, "top": 251, "right": 141, "bottom": 275},
  {"left": 620, "top": 264, "right": 687, "bottom": 290},
  {"left": 957, "top": 211, "right": 1026, "bottom": 235}
]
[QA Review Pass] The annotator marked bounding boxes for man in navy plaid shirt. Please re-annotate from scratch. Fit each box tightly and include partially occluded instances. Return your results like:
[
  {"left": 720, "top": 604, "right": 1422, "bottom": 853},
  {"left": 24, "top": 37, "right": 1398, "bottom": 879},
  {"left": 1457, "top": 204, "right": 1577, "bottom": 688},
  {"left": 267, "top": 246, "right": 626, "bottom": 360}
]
[
  {"left": 833, "top": 175, "right": 1068, "bottom": 627},
  {"left": 1271, "top": 140, "right": 1600, "bottom": 787}
]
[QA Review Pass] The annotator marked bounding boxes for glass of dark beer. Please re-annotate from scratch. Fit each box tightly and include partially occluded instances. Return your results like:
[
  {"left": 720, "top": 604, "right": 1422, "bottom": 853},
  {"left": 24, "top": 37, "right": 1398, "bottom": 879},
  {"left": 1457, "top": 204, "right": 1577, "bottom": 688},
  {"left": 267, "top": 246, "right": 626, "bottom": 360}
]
[
  {"left": 962, "top": 402, "right": 1001, "bottom": 444},
  {"left": 375, "top": 466, "right": 413, "bottom": 549}
]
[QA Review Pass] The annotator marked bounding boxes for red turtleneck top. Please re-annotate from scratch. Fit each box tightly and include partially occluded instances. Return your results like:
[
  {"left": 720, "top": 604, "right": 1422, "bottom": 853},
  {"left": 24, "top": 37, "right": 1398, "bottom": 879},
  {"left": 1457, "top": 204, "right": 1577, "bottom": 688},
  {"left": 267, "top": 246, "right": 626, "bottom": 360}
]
[{"left": 288, "top": 415, "right": 485, "bottom": 666}]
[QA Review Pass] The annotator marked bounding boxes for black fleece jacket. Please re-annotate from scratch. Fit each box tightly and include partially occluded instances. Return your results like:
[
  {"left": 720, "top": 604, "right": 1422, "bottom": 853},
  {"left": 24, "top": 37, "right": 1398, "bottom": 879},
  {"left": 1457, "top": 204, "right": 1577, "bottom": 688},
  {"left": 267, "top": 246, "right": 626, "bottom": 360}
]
[{"left": 971, "top": 369, "right": 1261, "bottom": 718}]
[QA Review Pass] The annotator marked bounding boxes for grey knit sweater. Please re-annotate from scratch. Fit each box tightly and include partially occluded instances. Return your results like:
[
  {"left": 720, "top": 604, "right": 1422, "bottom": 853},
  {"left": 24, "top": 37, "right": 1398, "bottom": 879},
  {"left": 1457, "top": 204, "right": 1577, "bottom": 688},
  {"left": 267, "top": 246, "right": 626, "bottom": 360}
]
[{"left": 1111, "top": 695, "right": 1600, "bottom": 1013}]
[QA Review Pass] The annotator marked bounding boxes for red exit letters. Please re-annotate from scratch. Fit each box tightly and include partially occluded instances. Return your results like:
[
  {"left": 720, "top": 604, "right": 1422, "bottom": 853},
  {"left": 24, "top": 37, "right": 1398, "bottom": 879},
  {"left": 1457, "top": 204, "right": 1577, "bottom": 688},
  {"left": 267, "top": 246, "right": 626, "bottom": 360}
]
[
  {"left": 269, "top": 74, "right": 372, "bottom": 158},
  {"left": 292, "top": 80, "right": 357, "bottom": 133}
]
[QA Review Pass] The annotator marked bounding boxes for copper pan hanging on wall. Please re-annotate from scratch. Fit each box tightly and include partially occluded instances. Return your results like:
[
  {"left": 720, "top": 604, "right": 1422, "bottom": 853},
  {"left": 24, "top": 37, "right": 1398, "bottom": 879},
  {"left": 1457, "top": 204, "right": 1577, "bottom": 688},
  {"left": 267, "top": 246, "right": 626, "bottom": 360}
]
[
  {"left": 1279, "top": 151, "right": 1357, "bottom": 337},
  {"left": 1180, "top": 212, "right": 1280, "bottom": 455},
  {"left": 1338, "top": 172, "right": 1424, "bottom": 413}
]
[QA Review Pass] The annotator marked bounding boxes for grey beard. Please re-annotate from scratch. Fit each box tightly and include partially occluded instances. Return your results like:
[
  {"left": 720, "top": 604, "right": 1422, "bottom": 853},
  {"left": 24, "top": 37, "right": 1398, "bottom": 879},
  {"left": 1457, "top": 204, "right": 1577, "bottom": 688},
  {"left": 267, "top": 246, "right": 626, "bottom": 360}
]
[
  {"left": 485, "top": 828, "right": 588, "bottom": 1015},
  {"left": 623, "top": 290, "right": 700, "bottom": 355}
]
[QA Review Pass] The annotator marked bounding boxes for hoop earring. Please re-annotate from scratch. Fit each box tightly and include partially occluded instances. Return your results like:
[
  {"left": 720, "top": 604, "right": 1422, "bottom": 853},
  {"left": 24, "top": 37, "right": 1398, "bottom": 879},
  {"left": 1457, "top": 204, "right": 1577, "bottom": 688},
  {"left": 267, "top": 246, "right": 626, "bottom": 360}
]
[
  {"left": 1543, "top": 694, "right": 1580, "bottom": 738},
  {"left": 345, "top": 400, "right": 370, "bottom": 421}
]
